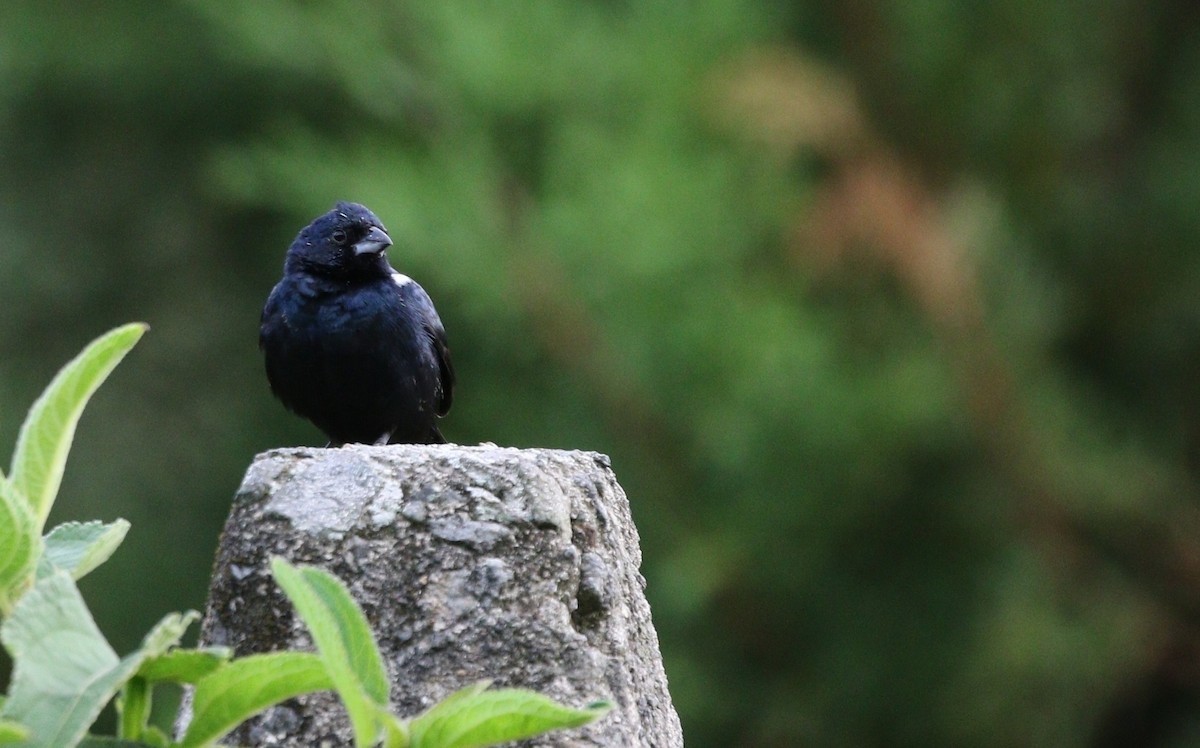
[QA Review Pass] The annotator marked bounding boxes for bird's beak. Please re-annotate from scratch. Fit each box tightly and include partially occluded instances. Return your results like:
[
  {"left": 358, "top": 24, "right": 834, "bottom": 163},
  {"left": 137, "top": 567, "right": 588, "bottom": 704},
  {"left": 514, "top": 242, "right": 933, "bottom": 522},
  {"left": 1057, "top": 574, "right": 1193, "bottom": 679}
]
[{"left": 353, "top": 226, "right": 393, "bottom": 255}]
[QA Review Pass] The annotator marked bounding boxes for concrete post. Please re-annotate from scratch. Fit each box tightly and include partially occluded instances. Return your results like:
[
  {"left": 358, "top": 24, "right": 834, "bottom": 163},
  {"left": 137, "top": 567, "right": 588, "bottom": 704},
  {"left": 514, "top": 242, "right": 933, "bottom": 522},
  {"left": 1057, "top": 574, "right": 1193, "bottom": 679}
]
[{"left": 191, "top": 444, "right": 684, "bottom": 747}]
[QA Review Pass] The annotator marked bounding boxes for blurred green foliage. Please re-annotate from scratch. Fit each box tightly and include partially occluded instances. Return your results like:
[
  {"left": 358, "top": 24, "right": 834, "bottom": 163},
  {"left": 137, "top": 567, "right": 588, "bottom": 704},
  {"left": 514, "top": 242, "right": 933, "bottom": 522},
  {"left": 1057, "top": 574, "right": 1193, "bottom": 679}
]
[{"left": 2, "top": 1, "right": 1200, "bottom": 745}]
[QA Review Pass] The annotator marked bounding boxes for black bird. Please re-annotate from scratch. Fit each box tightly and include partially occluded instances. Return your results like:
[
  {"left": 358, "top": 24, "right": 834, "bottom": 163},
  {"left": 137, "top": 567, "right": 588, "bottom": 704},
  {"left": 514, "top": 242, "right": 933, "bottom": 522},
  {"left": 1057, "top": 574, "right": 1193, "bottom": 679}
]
[{"left": 260, "top": 202, "right": 454, "bottom": 445}]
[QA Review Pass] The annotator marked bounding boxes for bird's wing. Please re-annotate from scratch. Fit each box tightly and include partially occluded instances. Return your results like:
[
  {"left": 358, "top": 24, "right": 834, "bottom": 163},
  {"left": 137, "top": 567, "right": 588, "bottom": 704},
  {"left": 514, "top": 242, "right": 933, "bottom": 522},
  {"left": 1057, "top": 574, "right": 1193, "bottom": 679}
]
[
  {"left": 259, "top": 283, "right": 293, "bottom": 408},
  {"left": 397, "top": 276, "right": 455, "bottom": 416},
  {"left": 432, "top": 326, "right": 455, "bottom": 417},
  {"left": 259, "top": 283, "right": 285, "bottom": 348}
]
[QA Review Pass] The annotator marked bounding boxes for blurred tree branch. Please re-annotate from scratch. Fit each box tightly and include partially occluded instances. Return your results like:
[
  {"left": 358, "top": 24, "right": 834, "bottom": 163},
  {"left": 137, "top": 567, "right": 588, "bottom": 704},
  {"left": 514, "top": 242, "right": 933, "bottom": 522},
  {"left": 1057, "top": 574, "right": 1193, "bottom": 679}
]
[{"left": 714, "top": 47, "right": 1200, "bottom": 630}]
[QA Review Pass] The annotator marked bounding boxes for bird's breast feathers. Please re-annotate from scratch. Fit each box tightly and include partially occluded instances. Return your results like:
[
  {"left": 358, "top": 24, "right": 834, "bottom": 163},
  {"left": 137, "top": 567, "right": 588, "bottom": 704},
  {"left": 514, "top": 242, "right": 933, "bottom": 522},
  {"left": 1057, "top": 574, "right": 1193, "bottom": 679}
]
[{"left": 272, "top": 272, "right": 431, "bottom": 340}]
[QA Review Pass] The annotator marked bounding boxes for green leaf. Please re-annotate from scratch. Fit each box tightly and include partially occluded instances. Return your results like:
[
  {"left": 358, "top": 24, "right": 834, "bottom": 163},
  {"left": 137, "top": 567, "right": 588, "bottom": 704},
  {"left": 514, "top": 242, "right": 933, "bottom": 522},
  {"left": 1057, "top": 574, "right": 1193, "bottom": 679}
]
[
  {"left": 138, "top": 725, "right": 171, "bottom": 748},
  {"left": 270, "top": 557, "right": 389, "bottom": 747},
  {"left": 0, "top": 480, "right": 38, "bottom": 615},
  {"left": 0, "top": 571, "right": 145, "bottom": 748},
  {"left": 0, "top": 719, "right": 28, "bottom": 743},
  {"left": 116, "top": 676, "right": 150, "bottom": 743},
  {"left": 416, "top": 681, "right": 490, "bottom": 714},
  {"left": 137, "top": 646, "right": 232, "bottom": 684},
  {"left": 114, "top": 611, "right": 202, "bottom": 742},
  {"left": 77, "top": 739, "right": 159, "bottom": 748},
  {"left": 9, "top": 323, "right": 147, "bottom": 529},
  {"left": 138, "top": 610, "right": 200, "bottom": 659},
  {"left": 182, "top": 652, "right": 333, "bottom": 748},
  {"left": 40, "top": 519, "right": 131, "bottom": 581},
  {"left": 380, "top": 709, "right": 410, "bottom": 748},
  {"left": 408, "top": 686, "right": 610, "bottom": 748}
]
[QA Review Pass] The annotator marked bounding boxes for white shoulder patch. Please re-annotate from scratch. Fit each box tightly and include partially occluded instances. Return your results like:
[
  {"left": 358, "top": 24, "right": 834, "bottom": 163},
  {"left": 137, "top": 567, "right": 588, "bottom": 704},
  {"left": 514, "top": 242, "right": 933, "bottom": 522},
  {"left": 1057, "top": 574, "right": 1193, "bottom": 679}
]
[{"left": 391, "top": 272, "right": 414, "bottom": 288}]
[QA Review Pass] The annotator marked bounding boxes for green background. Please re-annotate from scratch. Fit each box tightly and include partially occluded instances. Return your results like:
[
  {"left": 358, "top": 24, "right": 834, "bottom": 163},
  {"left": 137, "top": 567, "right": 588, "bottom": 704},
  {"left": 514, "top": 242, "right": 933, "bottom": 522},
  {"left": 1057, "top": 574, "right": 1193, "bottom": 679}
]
[{"left": 3, "top": 2, "right": 1200, "bottom": 745}]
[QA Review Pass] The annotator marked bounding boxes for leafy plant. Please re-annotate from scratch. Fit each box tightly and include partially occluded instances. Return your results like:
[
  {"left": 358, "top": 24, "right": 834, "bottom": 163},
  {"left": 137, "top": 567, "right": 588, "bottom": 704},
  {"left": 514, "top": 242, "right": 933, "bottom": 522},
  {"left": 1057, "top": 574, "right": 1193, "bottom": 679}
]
[{"left": 0, "top": 324, "right": 609, "bottom": 747}]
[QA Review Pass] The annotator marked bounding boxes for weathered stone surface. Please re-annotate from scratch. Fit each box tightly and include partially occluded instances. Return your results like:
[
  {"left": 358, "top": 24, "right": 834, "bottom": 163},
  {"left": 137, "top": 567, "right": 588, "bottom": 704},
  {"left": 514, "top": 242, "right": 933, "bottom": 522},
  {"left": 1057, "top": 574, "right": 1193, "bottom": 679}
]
[{"left": 188, "top": 444, "right": 683, "bottom": 747}]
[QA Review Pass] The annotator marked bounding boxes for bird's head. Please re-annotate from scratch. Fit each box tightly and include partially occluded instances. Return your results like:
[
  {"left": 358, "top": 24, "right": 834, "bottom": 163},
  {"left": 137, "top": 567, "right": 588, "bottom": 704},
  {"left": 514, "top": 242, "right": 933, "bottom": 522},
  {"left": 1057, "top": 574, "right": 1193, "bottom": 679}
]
[{"left": 284, "top": 202, "right": 394, "bottom": 280}]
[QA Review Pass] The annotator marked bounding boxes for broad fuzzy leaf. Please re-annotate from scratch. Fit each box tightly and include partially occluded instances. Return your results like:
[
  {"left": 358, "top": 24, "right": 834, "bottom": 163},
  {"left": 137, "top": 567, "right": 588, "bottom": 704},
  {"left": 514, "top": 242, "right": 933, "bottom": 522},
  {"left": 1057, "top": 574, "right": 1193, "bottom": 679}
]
[
  {"left": 0, "top": 481, "right": 38, "bottom": 614},
  {"left": 271, "top": 558, "right": 390, "bottom": 747},
  {"left": 0, "top": 571, "right": 143, "bottom": 747},
  {"left": 9, "top": 323, "right": 147, "bottom": 529},
  {"left": 408, "top": 686, "right": 610, "bottom": 748},
  {"left": 181, "top": 652, "right": 332, "bottom": 748},
  {"left": 40, "top": 520, "right": 131, "bottom": 581}
]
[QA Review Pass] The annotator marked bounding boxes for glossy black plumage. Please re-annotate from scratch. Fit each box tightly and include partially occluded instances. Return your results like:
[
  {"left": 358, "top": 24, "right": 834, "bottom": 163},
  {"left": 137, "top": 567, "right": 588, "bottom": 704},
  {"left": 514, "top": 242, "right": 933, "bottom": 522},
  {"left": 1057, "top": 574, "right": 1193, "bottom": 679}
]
[{"left": 260, "top": 202, "right": 454, "bottom": 445}]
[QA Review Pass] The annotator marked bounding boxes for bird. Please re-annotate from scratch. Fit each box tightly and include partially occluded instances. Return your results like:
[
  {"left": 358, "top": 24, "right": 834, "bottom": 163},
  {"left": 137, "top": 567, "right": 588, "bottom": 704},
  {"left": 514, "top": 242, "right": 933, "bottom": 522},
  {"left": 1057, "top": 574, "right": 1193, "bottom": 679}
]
[{"left": 260, "top": 202, "right": 454, "bottom": 445}]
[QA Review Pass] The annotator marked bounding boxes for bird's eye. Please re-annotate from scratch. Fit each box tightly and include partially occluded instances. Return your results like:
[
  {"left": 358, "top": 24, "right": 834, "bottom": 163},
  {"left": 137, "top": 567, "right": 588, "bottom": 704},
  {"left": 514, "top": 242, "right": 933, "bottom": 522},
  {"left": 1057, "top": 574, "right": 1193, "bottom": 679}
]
[{"left": 331, "top": 229, "right": 348, "bottom": 245}]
